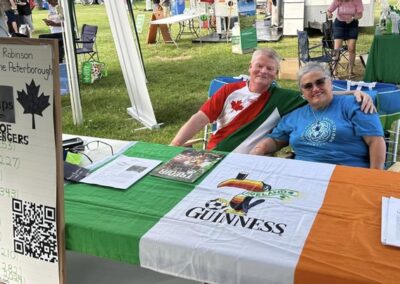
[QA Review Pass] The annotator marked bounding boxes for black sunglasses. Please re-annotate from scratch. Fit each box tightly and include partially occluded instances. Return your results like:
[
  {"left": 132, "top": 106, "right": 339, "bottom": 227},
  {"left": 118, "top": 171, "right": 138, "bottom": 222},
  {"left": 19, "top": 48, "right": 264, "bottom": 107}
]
[{"left": 301, "top": 77, "right": 328, "bottom": 91}]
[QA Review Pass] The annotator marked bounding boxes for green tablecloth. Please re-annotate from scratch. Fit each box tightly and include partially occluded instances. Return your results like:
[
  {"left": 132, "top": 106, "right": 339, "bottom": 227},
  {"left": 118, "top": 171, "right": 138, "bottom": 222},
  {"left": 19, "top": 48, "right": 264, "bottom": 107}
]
[
  {"left": 65, "top": 142, "right": 204, "bottom": 264},
  {"left": 364, "top": 33, "right": 400, "bottom": 84}
]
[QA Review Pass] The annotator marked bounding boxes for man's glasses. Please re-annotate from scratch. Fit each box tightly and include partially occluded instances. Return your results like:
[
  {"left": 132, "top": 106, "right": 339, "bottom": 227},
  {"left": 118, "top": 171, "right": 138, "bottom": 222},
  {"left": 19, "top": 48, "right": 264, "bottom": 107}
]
[
  {"left": 301, "top": 77, "right": 327, "bottom": 91},
  {"left": 70, "top": 140, "right": 114, "bottom": 164}
]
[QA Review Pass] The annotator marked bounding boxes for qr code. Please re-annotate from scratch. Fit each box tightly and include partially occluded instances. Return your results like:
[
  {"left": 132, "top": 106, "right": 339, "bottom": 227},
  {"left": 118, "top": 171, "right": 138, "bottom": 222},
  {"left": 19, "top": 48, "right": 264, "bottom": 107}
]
[{"left": 12, "top": 198, "right": 58, "bottom": 263}]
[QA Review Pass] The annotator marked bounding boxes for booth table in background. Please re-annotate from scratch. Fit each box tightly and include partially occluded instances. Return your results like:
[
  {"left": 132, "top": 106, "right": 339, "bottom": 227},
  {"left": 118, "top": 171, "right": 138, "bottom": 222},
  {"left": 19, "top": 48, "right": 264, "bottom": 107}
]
[
  {"left": 364, "top": 32, "right": 400, "bottom": 84},
  {"left": 148, "top": 13, "right": 201, "bottom": 46},
  {"left": 64, "top": 137, "right": 400, "bottom": 284}
]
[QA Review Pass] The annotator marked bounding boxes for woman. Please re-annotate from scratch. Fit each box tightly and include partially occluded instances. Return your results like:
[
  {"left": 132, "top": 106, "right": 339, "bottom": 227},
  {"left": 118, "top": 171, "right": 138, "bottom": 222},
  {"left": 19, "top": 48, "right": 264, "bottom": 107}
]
[
  {"left": 250, "top": 62, "right": 386, "bottom": 169},
  {"left": 327, "top": 0, "right": 363, "bottom": 78}
]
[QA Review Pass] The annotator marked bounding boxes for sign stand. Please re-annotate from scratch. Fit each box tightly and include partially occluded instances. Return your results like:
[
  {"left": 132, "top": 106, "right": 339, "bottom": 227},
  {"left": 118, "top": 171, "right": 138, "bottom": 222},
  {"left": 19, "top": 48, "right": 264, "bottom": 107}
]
[
  {"left": 0, "top": 38, "right": 65, "bottom": 284},
  {"left": 147, "top": 11, "right": 173, "bottom": 44}
]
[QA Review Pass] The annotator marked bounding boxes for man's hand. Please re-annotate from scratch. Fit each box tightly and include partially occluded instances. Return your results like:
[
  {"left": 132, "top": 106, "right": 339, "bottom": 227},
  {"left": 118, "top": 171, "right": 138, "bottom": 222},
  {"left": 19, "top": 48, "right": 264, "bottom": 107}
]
[{"left": 353, "top": 90, "right": 376, "bottom": 114}]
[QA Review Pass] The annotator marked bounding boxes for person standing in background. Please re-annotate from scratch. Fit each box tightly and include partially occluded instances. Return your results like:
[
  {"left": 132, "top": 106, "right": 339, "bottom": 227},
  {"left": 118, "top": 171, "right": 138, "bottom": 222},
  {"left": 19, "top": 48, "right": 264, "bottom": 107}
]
[
  {"left": 327, "top": 0, "right": 363, "bottom": 78},
  {"left": 1, "top": 0, "right": 18, "bottom": 34},
  {"left": 40, "top": 0, "right": 64, "bottom": 62},
  {"left": 16, "top": 0, "right": 34, "bottom": 34},
  {"left": 43, "top": 0, "right": 62, "bottom": 34}
]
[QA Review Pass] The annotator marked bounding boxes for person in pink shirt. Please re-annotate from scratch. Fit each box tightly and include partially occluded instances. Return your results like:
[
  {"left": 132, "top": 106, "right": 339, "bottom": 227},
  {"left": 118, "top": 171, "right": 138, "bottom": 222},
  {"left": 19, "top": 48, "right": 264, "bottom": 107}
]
[{"left": 327, "top": 0, "right": 363, "bottom": 78}]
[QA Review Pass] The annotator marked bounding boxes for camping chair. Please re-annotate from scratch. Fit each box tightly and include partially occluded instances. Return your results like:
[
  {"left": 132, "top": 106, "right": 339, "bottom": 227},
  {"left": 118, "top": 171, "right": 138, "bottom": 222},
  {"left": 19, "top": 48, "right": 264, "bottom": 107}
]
[
  {"left": 297, "top": 30, "right": 336, "bottom": 77},
  {"left": 183, "top": 76, "right": 248, "bottom": 150},
  {"left": 359, "top": 53, "right": 369, "bottom": 68},
  {"left": 75, "top": 24, "right": 99, "bottom": 61},
  {"left": 332, "top": 80, "right": 400, "bottom": 169},
  {"left": 321, "top": 17, "right": 349, "bottom": 76}
]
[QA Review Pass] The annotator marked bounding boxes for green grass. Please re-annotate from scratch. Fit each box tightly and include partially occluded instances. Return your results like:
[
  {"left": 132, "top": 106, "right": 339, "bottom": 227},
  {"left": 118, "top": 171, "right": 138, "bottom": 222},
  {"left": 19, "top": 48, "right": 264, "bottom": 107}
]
[{"left": 30, "top": 1, "right": 390, "bottom": 144}]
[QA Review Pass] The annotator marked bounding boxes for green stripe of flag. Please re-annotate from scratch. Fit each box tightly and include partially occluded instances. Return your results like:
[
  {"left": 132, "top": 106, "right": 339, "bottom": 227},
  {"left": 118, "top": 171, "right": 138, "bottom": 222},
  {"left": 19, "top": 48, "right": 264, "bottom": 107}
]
[{"left": 65, "top": 142, "right": 201, "bottom": 264}]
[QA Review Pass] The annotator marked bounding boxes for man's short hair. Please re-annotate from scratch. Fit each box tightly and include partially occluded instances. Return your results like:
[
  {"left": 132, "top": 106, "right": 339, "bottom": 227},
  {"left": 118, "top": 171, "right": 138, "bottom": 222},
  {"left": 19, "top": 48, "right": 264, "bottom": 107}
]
[{"left": 251, "top": 48, "right": 281, "bottom": 71}]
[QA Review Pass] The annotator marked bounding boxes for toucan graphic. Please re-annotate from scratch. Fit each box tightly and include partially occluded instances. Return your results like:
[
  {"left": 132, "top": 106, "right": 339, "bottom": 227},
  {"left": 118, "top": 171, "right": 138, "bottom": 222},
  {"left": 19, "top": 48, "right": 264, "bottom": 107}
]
[{"left": 217, "top": 173, "right": 270, "bottom": 214}]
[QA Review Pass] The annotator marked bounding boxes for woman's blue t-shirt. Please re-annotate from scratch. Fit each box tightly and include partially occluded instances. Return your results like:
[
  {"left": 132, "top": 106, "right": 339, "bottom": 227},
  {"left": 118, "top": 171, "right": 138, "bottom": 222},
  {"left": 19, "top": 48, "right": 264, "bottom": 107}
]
[{"left": 267, "top": 95, "right": 384, "bottom": 168}]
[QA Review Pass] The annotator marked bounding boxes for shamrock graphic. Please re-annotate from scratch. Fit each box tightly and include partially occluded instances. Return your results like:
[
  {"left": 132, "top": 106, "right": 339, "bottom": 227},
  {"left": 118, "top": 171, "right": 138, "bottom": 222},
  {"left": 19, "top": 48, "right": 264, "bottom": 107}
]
[{"left": 17, "top": 80, "right": 50, "bottom": 129}]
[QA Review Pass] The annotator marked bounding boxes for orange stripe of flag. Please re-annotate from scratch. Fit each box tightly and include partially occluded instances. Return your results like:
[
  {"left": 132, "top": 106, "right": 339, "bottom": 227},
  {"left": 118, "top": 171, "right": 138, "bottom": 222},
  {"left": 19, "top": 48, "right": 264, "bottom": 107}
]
[{"left": 295, "top": 166, "right": 400, "bottom": 284}]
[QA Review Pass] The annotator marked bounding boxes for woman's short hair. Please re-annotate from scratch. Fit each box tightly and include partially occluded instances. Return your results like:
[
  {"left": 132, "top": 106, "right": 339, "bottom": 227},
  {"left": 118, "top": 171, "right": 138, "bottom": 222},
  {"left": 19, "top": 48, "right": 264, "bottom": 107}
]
[
  {"left": 297, "top": 62, "right": 331, "bottom": 87},
  {"left": 251, "top": 48, "right": 281, "bottom": 71}
]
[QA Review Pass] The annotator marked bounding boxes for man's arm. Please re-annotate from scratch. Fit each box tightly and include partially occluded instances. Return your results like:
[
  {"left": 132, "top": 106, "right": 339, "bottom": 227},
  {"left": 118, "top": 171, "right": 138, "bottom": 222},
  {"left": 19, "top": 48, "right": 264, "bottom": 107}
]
[
  {"left": 170, "top": 111, "right": 210, "bottom": 147},
  {"left": 250, "top": 137, "right": 288, "bottom": 155},
  {"left": 333, "top": 90, "right": 376, "bottom": 113},
  {"left": 363, "top": 136, "right": 386, "bottom": 170}
]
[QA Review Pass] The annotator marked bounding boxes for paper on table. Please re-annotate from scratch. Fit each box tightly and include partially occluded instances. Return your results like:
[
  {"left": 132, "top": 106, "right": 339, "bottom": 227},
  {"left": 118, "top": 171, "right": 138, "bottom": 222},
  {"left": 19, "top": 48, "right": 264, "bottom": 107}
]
[
  {"left": 381, "top": 197, "right": 389, "bottom": 245},
  {"left": 382, "top": 196, "right": 400, "bottom": 247},
  {"left": 80, "top": 155, "right": 161, "bottom": 189}
]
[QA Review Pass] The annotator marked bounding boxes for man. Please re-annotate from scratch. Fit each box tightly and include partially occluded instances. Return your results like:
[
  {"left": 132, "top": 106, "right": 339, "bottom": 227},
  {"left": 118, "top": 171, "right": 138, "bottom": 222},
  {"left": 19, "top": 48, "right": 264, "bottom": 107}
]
[
  {"left": 39, "top": 0, "right": 64, "bottom": 62},
  {"left": 170, "top": 48, "right": 373, "bottom": 154}
]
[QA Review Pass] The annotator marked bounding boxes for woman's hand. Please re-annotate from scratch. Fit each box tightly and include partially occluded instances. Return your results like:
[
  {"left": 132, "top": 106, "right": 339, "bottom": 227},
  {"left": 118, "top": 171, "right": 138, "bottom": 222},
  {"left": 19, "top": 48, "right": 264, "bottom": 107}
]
[{"left": 327, "top": 10, "right": 333, "bottom": 19}]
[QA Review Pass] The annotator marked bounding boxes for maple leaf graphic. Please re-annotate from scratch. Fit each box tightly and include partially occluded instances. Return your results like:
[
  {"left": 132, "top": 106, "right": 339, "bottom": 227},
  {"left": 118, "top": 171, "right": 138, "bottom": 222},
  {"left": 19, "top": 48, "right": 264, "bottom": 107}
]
[
  {"left": 17, "top": 79, "right": 50, "bottom": 129},
  {"left": 231, "top": 100, "right": 244, "bottom": 111}
]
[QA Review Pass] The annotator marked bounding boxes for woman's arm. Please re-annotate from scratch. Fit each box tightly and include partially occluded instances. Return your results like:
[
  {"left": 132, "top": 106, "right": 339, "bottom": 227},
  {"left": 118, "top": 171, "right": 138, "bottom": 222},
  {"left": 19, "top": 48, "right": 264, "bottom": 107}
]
[
  {"left": 250, "top": 138, "right": 288, "bottom": 156},
  {"left": 327, "top": 0, "right": 338, "bottom": 18},
  {"left": 363, "top": 136, "right": 386, "bottom": 170}
]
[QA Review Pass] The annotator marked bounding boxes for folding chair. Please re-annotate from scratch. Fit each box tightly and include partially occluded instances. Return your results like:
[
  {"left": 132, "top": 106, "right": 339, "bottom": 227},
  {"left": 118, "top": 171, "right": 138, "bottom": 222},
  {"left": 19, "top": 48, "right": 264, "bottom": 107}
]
[
  {"left": 377, "top": 90, "right": 400, "bottom": 169},
  {"left": 75, "top": 24, "right": 99, "bottom": 61},
  {"left": 321, "top": 17, "right": 349, "bottom": 75},
  {"left": 359, "top": 53, "right": 369, "bottom": 68},
  {"left": 332, "top": 80, "right": 400, "bottom": 169},
  {"left": 297, "top": 30, "right": 336, "bottom": 77}
]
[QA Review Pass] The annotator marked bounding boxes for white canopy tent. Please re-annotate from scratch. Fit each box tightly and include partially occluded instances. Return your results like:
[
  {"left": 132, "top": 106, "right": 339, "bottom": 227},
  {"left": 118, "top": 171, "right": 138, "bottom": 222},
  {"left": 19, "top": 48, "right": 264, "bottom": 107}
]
[{"left": 59, "top": 0, "right": 159, "bottom": 129}]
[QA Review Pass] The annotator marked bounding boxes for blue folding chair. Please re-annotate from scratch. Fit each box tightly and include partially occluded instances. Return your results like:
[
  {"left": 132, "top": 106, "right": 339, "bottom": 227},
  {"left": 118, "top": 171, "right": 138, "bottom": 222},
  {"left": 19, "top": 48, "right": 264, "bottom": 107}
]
[{"left": 332, "top": 80, "right": 400, "bottom": 168}]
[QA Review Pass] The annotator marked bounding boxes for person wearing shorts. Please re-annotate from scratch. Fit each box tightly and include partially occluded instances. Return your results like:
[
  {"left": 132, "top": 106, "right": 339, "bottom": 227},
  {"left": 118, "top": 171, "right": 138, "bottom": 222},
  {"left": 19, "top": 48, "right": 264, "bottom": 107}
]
[
  {"left": 327, "top": 0, "right": 363, "bottom": 78},
  {"left": 3, "top": 0, "right": 18, "bottom": 33}
]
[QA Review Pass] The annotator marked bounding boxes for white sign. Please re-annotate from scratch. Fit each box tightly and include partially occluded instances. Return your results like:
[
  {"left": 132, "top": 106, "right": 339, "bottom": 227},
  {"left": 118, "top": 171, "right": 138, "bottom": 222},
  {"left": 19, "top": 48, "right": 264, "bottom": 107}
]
[{"left": 0, "top": 38, "right": 63, "bottom": 284}]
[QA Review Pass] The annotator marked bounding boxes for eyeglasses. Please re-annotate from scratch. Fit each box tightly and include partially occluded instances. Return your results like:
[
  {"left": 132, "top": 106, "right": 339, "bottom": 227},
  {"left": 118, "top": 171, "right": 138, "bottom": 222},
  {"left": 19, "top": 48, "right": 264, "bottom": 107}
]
[
  {"left": 70, "top": 140, "right": 114, "bottom": 164},
  {"left": 301, "top": 77, "right": 327, "bottom": 91}
]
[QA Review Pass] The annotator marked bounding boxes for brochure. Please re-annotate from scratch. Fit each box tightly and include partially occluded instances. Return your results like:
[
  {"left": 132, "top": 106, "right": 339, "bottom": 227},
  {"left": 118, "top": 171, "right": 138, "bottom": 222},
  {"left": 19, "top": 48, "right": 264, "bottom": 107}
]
[
  {"left": 381, "top": 196, "right": 400, "bottom": 247},
  {"left": 64, "top": 161, "right": 91, "bottom": 182},
  {"left": 80, "top": 155, "right": 161, "bottom": 190},
  {"left": 151, "top": 149, "right": 225, "bottom": 183}
]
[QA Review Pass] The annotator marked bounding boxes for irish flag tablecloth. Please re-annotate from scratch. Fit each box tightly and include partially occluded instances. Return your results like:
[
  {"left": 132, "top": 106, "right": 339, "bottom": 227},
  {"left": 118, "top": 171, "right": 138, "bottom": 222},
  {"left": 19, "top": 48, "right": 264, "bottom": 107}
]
[
  {"left": 139, "top": 153, "right": 400, "bottom": 284},
  {"left": 65, "top": 142, "right": 400, "bottom": 284}
]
